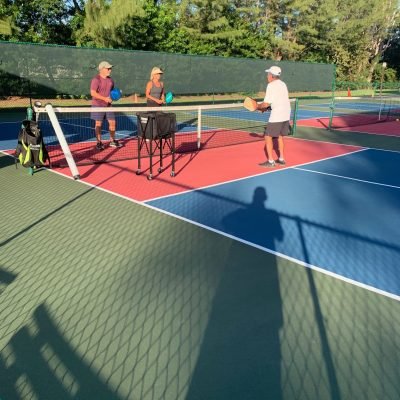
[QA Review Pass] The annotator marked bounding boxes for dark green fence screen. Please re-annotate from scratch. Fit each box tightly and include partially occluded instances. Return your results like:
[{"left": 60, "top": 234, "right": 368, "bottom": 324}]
[{"left": 0, "top": 41, "right": 335, "bottom": 97}]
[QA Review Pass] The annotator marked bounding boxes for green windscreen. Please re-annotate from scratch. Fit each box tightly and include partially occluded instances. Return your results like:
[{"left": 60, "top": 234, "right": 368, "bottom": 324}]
[{"left": 0, "top": 41, "right": 334, "bottom": 97}]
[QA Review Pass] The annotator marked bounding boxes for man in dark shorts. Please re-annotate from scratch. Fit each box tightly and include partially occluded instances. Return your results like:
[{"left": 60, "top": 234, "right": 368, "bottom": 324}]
[
  {"left": 256, "top": 66, "right": 291, "bottom": 167},
  {"left": 90, "top": 61, "right": 122, "bottom": 150}
]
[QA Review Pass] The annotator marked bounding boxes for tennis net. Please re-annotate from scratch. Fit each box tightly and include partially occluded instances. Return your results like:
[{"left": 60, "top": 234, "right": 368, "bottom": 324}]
[
  {"left": 34, "top": 100, "right": 298, "bottom": 176},
  {"left": 329, "top": 96, "right": 400, "bottom": 129}
]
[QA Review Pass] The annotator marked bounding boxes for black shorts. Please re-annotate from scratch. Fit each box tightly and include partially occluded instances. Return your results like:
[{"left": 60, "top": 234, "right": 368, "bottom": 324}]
[{"left": 264, "top": 121, "right": 290, "bottom": 137}]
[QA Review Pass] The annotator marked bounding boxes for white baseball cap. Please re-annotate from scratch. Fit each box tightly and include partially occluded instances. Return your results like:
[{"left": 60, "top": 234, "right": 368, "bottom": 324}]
[
  {"left": 150, "top": 66, "right": 164, "bottom": 78},
  {"left": 98, "top": 61, "right": 113, "bottom": 70},
  {"left": 265, "top": 66, "right": 281, "bottom": 76}
]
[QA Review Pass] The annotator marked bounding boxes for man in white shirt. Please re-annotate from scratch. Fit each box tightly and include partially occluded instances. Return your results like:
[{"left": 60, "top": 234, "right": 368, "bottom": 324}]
[{"left": 257, "top": 66, "right": 291, "bottom": 167}]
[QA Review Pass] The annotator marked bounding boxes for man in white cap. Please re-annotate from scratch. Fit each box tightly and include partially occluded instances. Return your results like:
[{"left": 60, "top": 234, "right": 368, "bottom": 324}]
[
  {"left": 256, "top": 65, "right": 291, "bottom": 167},
  {"left": 90, "top": 61, "right": 121, "bottom": 150}
]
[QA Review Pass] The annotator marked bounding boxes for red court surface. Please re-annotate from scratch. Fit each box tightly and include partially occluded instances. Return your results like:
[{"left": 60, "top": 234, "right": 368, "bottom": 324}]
[
  {"left": 54, "top": 138, "right": 362, "bottom": 202},
  {"left": 297, "top": 118, "right": 330, "bottom": 129},
  {"left": 337, "top": 120, "right": 400, "bottom": 136},
  {"left": 298, "top": 118, "right": 400, "bottom": 136}
]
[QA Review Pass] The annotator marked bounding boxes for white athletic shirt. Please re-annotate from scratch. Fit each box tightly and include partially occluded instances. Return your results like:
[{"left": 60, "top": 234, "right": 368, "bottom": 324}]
[{"left": 263, "top": 79, "right": 291, "bottom": 123}]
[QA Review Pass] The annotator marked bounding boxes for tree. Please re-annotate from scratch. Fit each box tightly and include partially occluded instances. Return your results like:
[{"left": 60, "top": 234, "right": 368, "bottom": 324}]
[
  {"left": 75, "top": 0, "right": 147, "bottom": 47},
  {"left": 0, "top": 0, "right": 16, "bottom": 39},
  {"left": 382, "top": 27, "right": 400, "bottom": 79},
  {"left": 175, "top": 0, "right": 248, "bottom": 56},
  {"left": 250, "top": 0, "right": 399, "bottom": 81},
  {"left": 0, "top": 0, "right": 85, "bottom": 44},
  {"left": 0, "top": 16, "right": 12, "bottom": 35}
]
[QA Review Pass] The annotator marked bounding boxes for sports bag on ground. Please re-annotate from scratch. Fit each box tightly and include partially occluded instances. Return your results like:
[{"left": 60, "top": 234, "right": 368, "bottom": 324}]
[{"left": 15, "top": 120, "right": 50, "bottom": 169}]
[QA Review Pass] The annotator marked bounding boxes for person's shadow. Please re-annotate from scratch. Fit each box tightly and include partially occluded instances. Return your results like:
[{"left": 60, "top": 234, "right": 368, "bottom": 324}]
[
  {"left": 223, "top": 186, "right": 284, "bottom": 249},
  {"left": 186, "top": 187, "right": 284, "bottom": 400}
]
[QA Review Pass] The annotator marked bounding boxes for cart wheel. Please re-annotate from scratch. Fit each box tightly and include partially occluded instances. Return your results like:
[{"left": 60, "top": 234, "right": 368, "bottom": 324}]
[
  {"left": 158, "top": 167, "right": 162, "bottom": 173},
  {"left": 147, "top": 175, "right": 153, "bottom": 181},
  {"left": 136, "top": 170, "right": 141, "bottom": 175},
  {"left": 170, "top": 171, "right": 175, "bottom": 177},
  {"left": 28, "top": 167, "right": 34, "bottom": 176}
]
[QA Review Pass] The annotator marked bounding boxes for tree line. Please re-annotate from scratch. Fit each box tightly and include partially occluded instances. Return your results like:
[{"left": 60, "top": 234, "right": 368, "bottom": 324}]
[{"left": 1, "top": 0, "right": 399, "bottom": 83}]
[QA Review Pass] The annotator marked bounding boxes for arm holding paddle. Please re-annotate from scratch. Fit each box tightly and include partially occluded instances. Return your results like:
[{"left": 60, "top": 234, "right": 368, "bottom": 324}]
[
  {"left": 243, "top": 96, "right": 271, "bottom": 112},
  {"left": 256, "top": 101, "right": 272, "bottom": 112},
  {"left": 91, "top": 89, "right": 112, "bottom": 105}
]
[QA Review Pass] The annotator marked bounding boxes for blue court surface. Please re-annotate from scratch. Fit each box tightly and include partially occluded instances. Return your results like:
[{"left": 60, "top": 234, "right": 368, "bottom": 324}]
[
  {"left": 146, "top": 148, "right": 400, "bottom": 299},
  {"left": 303, "top": 99, "right": 390, "bottom": 111}
]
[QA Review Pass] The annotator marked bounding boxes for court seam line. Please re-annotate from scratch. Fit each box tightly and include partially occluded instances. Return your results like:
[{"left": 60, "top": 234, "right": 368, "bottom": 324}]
[
  {"left": 220, "top": 232, "right": 400, "bottom": 302},
  {"left": 286, "top": 135, "right": 365, "bottom": 148},
  {"left": 125, "top": 196, "right": 400, "bottom": 303},
  {"left": 3, "top": 150, "right": 398, "bottom": 302},
  {"left": 335, "top": 128, "right": 400, "bottom": 138},
  {"left": 144, "top": 148, "right": 368, "bottom": 203},
  {"left": 286, "top": 135, "right": 400, "bottom": 154},
  {"left": 296, "top": 115, "right": 331, "bottom": 121},
  {"left": 138, "top": 208, "right": 400, "bottom": 302},
  {"left": 297, "top": 118, "right": 400, "bottom": 138},
  {"left": 294, "top": 167, "right": 400, "bottom": 190}
]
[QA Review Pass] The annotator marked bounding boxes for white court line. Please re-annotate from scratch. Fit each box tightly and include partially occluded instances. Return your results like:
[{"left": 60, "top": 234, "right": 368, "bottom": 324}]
[
  {"left": 145, "top": 147, "right": 368, "bottom": 202},
  {"left": 295, "top": 167, "right": 400, "bottom": 190},
  {"left": 296, "top": 116, "right": 330, "bottom": 121},
  {"left": 286, "top": 134, "right": 400, "bottom": 154},
  {"left": 2, "top": 148, "right": 399, "bottom": 302},
  {"left": 301, "top": 103, "right": 331, "bottom": 107},
  {"left": 335, "top": 127, "right": 400, "bottom": 138}
]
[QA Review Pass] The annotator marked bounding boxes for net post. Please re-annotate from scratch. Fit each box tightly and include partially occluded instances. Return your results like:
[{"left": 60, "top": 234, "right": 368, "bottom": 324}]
[
  {"left": 197, "top": 108, "right": 202, "bottom": 149},
  {"left": 44, "top": 104, "right": 80, "bottom": 180},
  {"left": 291, "top": 98, "right": 299, "bottom": 136},
  {"left": 378, "top": 99, "right": 383, "bottom": 121},
  {"left": 328, "top": 98, "right": 335, "bottom": 130},
  {"left": 329, "top": 64, "right": 337, "bottom": 130}
]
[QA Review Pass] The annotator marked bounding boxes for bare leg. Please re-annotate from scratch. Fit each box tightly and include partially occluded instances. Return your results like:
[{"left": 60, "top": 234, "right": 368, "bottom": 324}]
[
  {"left": 95, "top": 121, "right": 102, "bottom": 142},
  {"left": 265, "top": 136, "right": 274, "bottom": 161},
  {"left": 108, "top": 119, "right": 116, "bottom": 141},
  {"left": 277, "top": 136, "right": 285, "bottom": 160}
]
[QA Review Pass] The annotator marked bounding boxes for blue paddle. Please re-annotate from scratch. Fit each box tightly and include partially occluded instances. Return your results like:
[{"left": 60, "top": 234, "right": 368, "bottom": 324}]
[{"left": 110, "top": 88, "right": 122, "bottom": 101}]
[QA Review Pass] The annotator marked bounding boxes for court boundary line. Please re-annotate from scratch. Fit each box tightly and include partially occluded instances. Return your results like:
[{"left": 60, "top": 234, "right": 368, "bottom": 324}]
[
  {"left": 211, "top": 229, "right": 400, "bottom": 302},
  {"left": 2, "top": 149, "right": 398, "bottom": 302},
  {"left": 297, "top": 118, "right": 400, "bottom": 136},
  {"left": 144, "top": 147, "right": 367, "bottom": 202},
  {"left": 297, "top": 115, "right": 330, "bottom": 121},
  {"left": 335, "top": 127, "right": 400, "bottom": 138},
  {"left": 286, "top": 134, "right": 400, "bottom": 154},
  {"left": 47, "top": 160, "right": 400, "bottom": 303},
  {"left": 295, "top": 167, "right": 400, "bottom": 190}
]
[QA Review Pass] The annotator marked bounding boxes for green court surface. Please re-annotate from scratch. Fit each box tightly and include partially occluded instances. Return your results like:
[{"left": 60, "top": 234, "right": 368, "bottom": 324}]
[
  {"left": 0, "top": 153, "right": 400, "bottom": 400},
  {"left": 295, "top": 125, "right": 400, "bottom": 152}
]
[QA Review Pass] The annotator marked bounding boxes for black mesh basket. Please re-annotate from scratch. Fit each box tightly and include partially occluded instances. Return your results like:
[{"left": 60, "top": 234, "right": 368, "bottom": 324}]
[{"left": 136, "top": 112, "right": 177, "bottom": 140}]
